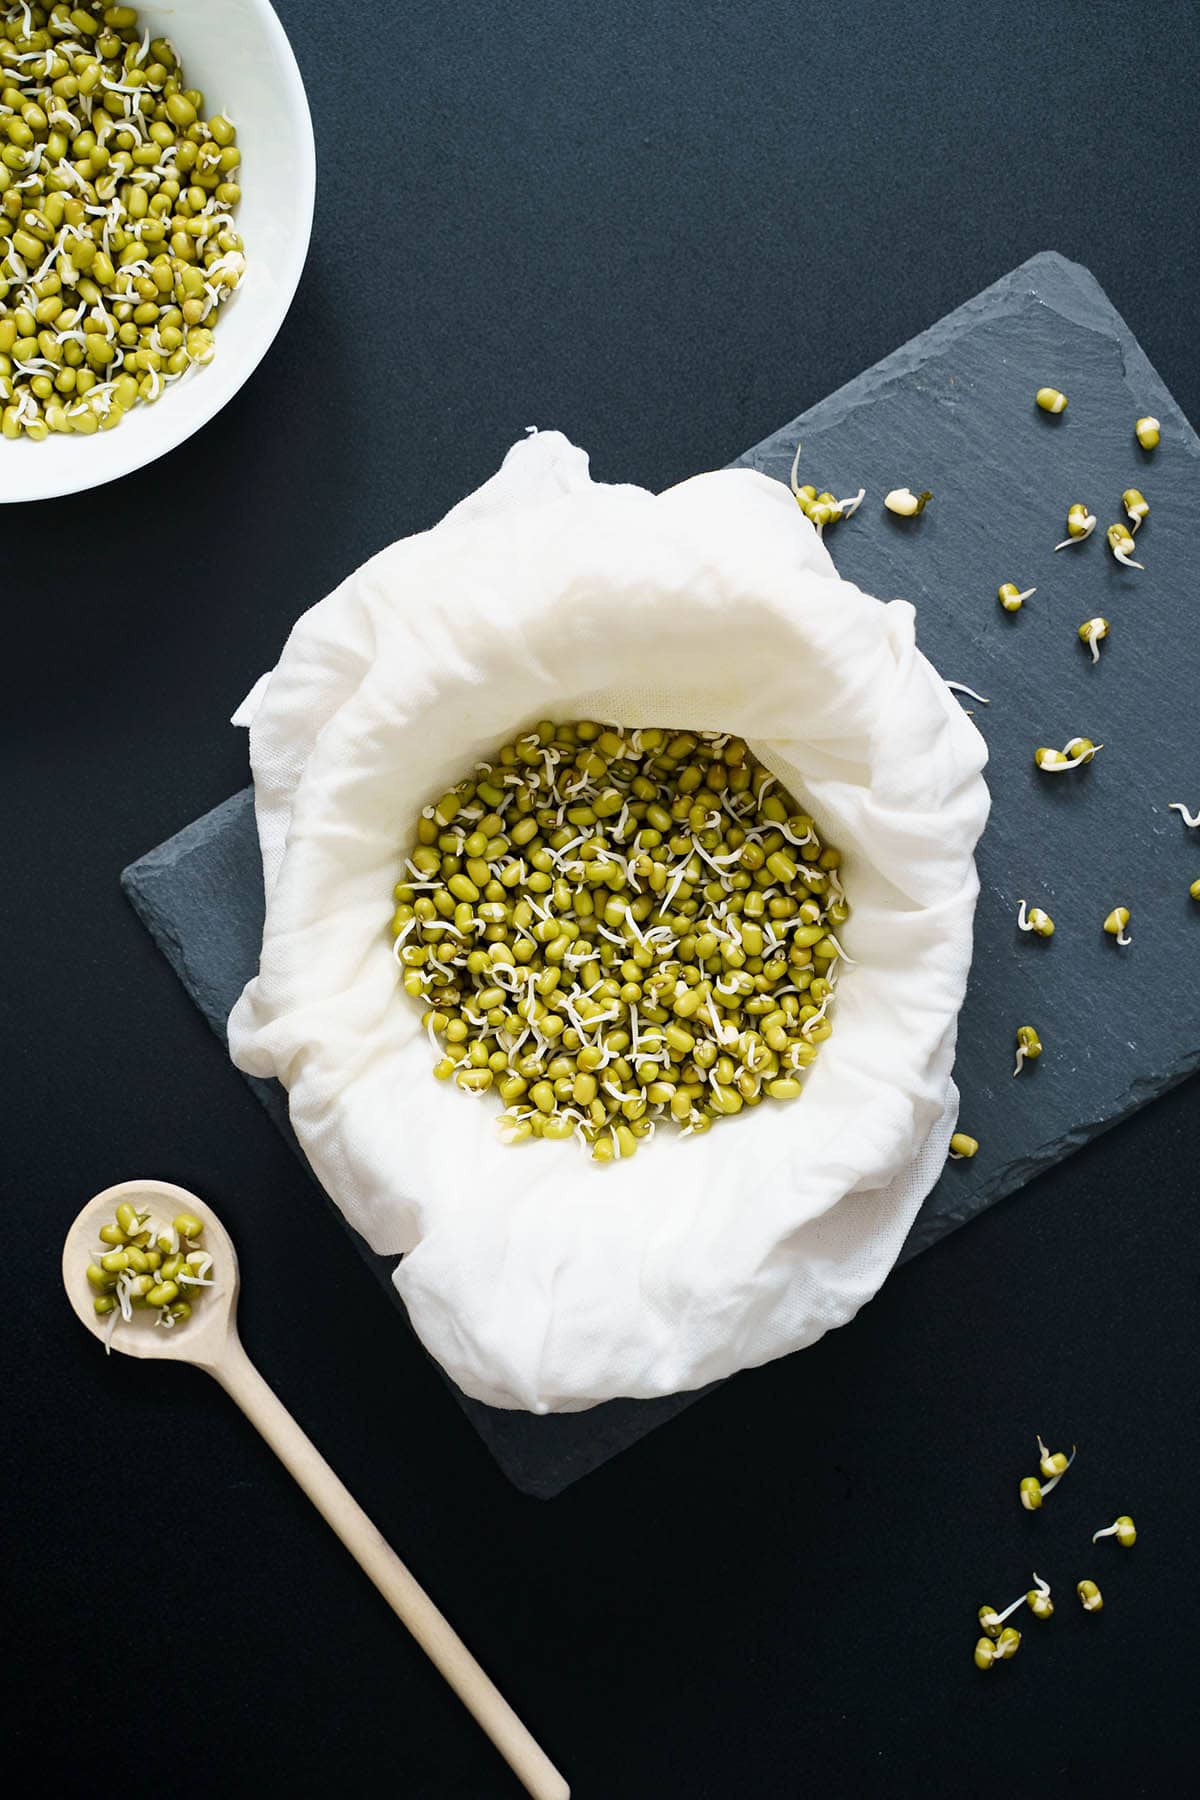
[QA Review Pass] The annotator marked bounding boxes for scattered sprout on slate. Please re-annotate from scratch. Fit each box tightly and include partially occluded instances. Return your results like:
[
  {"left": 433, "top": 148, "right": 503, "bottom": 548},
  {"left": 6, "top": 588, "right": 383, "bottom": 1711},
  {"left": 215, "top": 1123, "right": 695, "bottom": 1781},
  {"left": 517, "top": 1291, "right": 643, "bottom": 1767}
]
[
  {"left": 1035, "top": 386, "right": 1068, "bottom": 414},
  {"left": 1020, "top": 1439, "right": 1075, "bottom": 1506},
  {"left": 1191, "top": 878, "right": 1200, "bottom": 902},
  {"left": 1077, "top": 1579, "right": 1104, "bottom": 1612},
  {"left": 1017, "top": 900, "right": 1055, "bottom": 938},
  {"left": 85, "top": 1203, "right": 211, "bottom": 1351},
  {"left": 948, "top": 1131, "right": 978, "bottom": 1159},
  {"left": 1013, "top": 1025, "right": 1043, "bottom": 1078},
  {"left": 1106, "top": 523, "right": 1144, "bottom": 569},
  {"left": 1122, "top": 488, "right": 1149, "bottom": 531},
  {"left": 1092, "top": 1515, "right": 1137, "bottom": 1548},
  {"left": 1135, "top": 416, "right": 1160, "bottom": 450},
  {"left": 998, "top": 582, "right": 1036, "bottom": 613},
  {"left": 1054, "top": 504, "right": 1097, "bottom": 550},
  {"left": 1167, "top": 802, "right": 1200, "bottom": 828},
  {"left": 814, "top": 490, "right": 864, "bottom": 532},
  {"left": 945, "top": 681, "right": 990, "bottom": 706},
  {"left": 1035, "top": 737, "right": 1102, "bottom": 772},
  {"left": 788, "top": 444, "right": 864, "bottom": 536},
  {"left": 1103, "top": 907, "right": 1132, "bottom": 946},
  {"left": 394, "top": 723, "right": 851, "bottom": 1160},
  {"left": 1078, "top": 617, "right": 1109, "bottom": 664},
  {"left": 883, "top": 486, "right": 932, "bottom": 517}
]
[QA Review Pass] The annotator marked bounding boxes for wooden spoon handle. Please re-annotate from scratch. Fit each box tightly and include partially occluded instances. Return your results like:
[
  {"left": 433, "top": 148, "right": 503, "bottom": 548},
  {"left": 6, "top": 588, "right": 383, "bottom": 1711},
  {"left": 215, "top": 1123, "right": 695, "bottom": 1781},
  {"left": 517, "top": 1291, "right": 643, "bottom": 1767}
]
[{"left": 211, "top": 1337, "right": 569, "bottom": 1800}]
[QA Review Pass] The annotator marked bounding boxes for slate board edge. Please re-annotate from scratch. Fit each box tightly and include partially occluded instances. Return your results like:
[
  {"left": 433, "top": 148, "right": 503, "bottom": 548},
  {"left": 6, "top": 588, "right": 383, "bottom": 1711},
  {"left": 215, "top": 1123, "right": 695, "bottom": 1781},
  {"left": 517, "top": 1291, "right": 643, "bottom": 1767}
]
[
  {"left": 740, "top": 250, "right": 1188, "bottom": 453},
  {"left": 120, "top": 249, "right": 1193, "bottom": 1497}
]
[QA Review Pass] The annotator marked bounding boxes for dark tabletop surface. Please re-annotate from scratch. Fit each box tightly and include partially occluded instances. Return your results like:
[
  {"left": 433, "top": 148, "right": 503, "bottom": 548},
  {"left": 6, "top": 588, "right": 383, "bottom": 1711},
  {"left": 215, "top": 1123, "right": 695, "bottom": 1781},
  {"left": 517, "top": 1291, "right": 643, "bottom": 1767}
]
[{"left": 5, "top": 3, "right": 1198, "bottom": 1795}]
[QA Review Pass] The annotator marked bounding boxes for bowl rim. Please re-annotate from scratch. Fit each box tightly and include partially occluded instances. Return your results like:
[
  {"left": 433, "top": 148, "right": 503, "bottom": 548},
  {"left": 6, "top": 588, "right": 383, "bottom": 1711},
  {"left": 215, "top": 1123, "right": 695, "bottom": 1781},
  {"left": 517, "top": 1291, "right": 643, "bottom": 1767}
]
[{"left": 0, "top": 0, "right": 316, "bottom": 507}]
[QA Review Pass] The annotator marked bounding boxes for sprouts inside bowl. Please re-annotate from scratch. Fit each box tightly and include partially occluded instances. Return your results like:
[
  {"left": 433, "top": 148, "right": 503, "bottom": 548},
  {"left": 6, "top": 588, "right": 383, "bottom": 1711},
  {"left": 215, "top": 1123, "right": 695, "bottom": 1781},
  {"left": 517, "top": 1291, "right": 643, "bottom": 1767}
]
[{"left": 0, "top": 0, "right": 314, "bottom": 504}]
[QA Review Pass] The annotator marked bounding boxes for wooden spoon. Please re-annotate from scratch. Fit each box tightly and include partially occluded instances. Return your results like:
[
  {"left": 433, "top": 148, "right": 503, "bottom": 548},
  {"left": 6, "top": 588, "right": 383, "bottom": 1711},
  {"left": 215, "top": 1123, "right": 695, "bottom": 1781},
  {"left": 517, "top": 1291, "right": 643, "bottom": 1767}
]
[{"left": 63, "top": 1178, "right": 570, "bottom": 1800}]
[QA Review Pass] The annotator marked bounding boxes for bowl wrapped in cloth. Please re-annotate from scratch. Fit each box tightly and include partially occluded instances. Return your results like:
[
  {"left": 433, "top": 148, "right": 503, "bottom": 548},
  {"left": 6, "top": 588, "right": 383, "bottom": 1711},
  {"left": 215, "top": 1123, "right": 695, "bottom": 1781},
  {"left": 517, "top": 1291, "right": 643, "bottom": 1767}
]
[{"left": 229, "top": 432, "right": 989, "bottom": 1412}]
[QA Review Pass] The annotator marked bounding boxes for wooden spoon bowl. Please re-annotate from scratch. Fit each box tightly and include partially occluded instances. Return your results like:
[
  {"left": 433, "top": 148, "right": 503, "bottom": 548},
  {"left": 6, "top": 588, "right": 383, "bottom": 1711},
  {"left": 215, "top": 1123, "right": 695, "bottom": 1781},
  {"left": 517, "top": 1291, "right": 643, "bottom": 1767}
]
[{"left": 63, "top": 1178, "right": 239, "bottom": 1367}]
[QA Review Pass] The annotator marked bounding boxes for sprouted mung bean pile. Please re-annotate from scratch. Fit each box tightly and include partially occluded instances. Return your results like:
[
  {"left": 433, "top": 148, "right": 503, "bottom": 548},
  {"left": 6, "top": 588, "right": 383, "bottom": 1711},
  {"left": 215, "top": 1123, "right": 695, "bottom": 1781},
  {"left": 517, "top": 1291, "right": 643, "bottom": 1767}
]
[
  {"left": 390, "top": 723, "right": 851, "bottom": 1163},
  {"left": 85, "top": 1200, "right": 212, "bottom": 1350},
  {"left": 0, "top": 1, "right": 244, "bottom": 440}
]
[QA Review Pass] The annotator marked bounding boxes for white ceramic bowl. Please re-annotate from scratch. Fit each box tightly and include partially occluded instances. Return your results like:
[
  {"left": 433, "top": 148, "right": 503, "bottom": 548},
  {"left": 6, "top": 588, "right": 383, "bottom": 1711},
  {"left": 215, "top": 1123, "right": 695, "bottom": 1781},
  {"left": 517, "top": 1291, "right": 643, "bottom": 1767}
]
[{"left": 0, "top": 0, "right": 315, "bottom": 504}]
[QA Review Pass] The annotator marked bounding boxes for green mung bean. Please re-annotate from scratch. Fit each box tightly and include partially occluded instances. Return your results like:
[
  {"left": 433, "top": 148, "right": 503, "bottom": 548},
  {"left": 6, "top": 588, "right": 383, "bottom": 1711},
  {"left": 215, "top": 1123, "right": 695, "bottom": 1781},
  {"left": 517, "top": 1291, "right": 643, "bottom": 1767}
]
[
  {"left": 0, "top": 1, "right": 245, "bottom": 441},
  {"left": 82, "top": 1198, "right": 211, "bottom": 1344}
]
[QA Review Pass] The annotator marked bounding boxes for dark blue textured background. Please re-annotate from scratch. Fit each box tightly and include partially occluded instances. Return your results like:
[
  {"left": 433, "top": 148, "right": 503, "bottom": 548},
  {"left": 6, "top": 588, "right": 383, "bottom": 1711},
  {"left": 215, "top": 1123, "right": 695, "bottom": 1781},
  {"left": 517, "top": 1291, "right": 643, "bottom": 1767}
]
[
  {"left": 4, "top": 4, "right": 1198, "bottom": 1796},
  {"left": 120, "top": 249, "right": 1200, "bottom": 1504}
]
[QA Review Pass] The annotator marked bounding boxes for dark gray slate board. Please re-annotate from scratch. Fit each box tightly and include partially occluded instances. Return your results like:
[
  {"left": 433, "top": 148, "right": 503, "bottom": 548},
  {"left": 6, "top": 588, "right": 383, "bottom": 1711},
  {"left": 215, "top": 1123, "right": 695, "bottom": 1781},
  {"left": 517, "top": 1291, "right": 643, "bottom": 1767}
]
[{"left": 123, "top": 251, "right": 1200, "bottom": 1497}]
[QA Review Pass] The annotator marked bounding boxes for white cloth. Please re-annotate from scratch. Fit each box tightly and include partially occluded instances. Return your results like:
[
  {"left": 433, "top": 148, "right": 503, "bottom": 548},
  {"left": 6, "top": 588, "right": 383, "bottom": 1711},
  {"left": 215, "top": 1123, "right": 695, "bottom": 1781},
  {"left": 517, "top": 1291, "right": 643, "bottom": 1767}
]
[{"left": 228, "top": 432, "right": 990, "bottom": 1412}]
